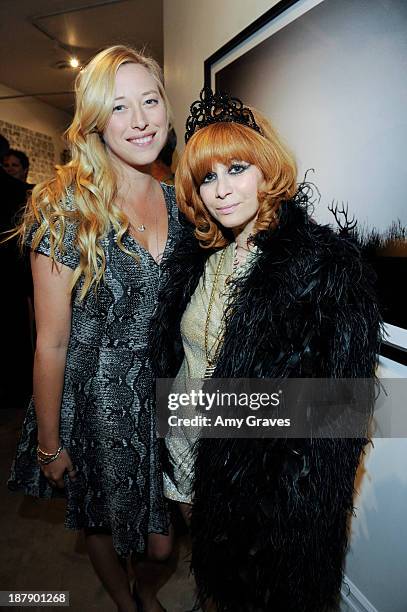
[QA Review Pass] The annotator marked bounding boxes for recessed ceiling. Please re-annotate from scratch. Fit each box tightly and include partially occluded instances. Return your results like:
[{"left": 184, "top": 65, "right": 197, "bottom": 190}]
[{"left": 0, "top": 0, "right": 163, "bottom": 115}]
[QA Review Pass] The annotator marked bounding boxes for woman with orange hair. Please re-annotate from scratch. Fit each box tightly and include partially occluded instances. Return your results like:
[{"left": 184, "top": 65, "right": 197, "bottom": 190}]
[
  {"left": 151, "top": 89, "right": 381, "bottom": 611},
  {"left": 8, "top": 45, "right": 181, "bottom": 612}
]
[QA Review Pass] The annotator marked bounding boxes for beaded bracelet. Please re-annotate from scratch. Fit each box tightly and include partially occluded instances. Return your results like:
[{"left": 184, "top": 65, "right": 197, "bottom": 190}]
[{"left": 36, "top": 444, "right": 63, "bottom": 465}]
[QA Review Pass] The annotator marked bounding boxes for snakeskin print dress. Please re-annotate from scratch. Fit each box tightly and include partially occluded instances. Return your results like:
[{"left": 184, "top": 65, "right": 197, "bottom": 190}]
[{"left": 8, "top": 183, "right": 181, "bottom": 557}]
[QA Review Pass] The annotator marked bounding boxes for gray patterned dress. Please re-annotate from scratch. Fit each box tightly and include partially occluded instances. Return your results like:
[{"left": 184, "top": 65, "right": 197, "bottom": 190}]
[{"left": 8, "top": 183, "right": 181, "bottom": 557}]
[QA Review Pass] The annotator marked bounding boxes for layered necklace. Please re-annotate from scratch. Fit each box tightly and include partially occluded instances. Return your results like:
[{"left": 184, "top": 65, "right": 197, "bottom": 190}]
[
  {"left": 203, "top": 243, "right": 253, "bottom": 379},
  {"left": 203, "top": 248, "right": 228, "bottom": 379}
]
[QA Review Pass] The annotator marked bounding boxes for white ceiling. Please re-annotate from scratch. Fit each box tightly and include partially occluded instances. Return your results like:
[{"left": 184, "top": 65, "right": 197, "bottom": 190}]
[{"left": 0, "top": 0, "right": 163, "bottom": 114}]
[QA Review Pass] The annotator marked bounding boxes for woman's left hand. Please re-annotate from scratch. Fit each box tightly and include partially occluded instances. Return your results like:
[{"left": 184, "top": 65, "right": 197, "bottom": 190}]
[{"left": 40, "top": 448, "right": 77, "bottom": 489}]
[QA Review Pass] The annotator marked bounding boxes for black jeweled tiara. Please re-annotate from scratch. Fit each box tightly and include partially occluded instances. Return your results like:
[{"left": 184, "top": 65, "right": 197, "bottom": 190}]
[{"left": 184, "top": 87, "right": 263, "bottom": 143}]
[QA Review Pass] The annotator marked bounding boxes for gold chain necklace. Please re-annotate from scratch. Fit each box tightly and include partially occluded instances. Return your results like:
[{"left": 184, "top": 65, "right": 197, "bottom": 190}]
[
  {"left": 203, "top": 243, "right": 254, "bottom": 378},
  {"left": 203, "top": 248, "right": 228, "bottom": 379}
]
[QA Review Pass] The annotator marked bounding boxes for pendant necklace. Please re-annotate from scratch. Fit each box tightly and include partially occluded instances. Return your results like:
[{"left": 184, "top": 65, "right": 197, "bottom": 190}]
[
  {"left": 127, "top": 180, "right": 155, "bottom": 233},
  {"left": 130, "top": 208, "right": 160, "bottom": 261},
  {"left": 128, "top": 182, "right": 161, "bottom": 262}
]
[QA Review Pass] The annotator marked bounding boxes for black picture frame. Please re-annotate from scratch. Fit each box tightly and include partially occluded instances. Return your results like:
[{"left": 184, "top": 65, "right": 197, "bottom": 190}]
[{"left": 204, "top": 0, "right": 300, "bottom": 89}]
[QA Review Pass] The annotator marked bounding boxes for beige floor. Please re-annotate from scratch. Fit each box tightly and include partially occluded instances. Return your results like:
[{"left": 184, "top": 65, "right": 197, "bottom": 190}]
[{"left": 0, "top": 409, "right": 199, "bottom": 612}]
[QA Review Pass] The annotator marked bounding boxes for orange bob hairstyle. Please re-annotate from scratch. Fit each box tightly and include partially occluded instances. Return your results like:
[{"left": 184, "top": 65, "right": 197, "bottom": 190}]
[{"left": 175, "top": 108, "right": 298, "bottom": 248}]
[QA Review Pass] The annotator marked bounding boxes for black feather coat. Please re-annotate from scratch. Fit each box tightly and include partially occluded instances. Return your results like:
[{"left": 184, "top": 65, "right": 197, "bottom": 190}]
[{"left": 151, "top": 194, "right": 382, "bottom": 612}]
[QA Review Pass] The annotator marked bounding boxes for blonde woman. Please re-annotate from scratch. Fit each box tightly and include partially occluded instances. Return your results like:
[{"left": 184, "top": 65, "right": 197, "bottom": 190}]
[{"left": 8, "top": 46, "right": 180, "bottom": 612}]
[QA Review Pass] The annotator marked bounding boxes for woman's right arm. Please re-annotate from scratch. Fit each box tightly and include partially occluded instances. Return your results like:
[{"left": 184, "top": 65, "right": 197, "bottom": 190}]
[{"left": 31, "top": 251, "right": 77, "bottom": 488}]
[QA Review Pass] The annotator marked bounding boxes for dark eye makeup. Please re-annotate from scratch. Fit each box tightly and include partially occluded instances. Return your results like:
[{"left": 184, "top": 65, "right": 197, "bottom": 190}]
[
  {"left": 229, "top": 162, "right": 250, "bottom": 174},
  {"left": 201, "top": 171, "right": 216, "bottom": 184},
  {"left": 201, "top": 162, "right": 250, "bottom": 185}
]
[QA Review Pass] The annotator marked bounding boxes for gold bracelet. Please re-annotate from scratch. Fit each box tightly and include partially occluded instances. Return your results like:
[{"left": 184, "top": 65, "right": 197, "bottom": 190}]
[
  {"left": 37, "top": 444, "right": 63, "bottom": 465},
  {"left": 37, "top": 444, "right": 61, "bottom": 457}
]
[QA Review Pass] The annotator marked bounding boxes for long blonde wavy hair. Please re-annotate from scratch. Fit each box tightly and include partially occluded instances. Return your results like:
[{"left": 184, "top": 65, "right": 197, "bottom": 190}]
[
  {"left": 175, "top": 109, "right": 297, "bottom": 248},
  {"left": 14, "top": 45, "right": 170, "bottom": 300}
]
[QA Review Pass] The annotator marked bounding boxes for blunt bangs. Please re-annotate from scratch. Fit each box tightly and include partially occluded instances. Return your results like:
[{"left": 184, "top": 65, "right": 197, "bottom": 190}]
[{"left": 186, "top": 122, "right": 265, "bottom": 186}]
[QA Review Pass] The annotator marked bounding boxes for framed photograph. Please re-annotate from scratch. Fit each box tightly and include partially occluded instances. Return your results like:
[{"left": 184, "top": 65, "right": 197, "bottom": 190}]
[{"left": 204, "top": 0, "right": 407, "bottom": 362}]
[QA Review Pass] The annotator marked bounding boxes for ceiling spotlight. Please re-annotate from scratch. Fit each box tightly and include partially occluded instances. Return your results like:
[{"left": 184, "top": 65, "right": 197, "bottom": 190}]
[{"left": 69, "top": 57, "right": 80, "bottom": 69}]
